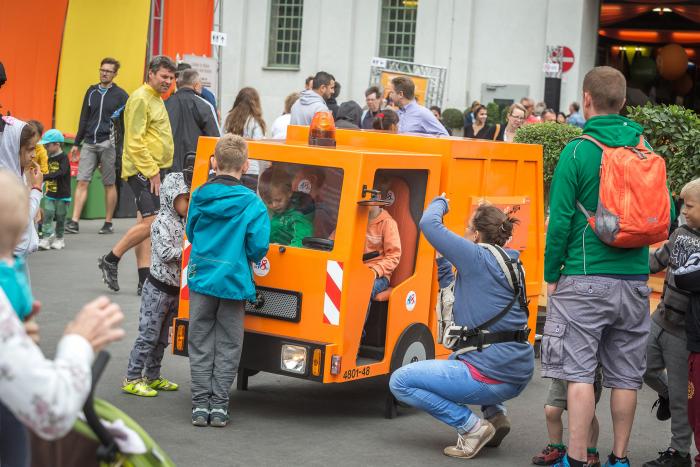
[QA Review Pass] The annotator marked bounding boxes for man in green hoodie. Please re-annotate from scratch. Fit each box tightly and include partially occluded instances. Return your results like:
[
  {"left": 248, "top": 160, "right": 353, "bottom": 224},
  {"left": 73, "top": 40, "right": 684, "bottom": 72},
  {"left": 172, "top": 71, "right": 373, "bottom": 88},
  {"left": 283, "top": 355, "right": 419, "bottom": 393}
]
[{"left": 542, "top": 67, "right": 674, "bottom": 467}]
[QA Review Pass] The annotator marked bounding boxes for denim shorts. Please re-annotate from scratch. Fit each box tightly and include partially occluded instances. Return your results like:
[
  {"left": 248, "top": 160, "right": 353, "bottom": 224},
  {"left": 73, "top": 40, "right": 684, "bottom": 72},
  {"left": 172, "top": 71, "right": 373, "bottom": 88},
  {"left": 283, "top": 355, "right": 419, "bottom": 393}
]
[{"left": 541, "top": 275, "right": 652, "bottom": 389}]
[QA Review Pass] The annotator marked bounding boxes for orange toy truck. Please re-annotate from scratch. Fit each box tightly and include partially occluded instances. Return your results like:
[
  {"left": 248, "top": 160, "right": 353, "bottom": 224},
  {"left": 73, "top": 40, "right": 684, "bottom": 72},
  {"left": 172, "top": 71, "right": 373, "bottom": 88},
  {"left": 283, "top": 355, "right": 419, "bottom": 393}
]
[{"left": 173, "top": 126, "right": 544, "bottom": 417}]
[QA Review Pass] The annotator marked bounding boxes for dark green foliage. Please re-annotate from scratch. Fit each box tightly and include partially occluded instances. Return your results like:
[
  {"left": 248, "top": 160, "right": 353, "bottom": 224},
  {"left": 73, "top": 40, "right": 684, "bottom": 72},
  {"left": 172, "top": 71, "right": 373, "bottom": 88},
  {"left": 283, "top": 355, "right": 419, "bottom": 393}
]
[
  {"left": 626, "top": 104, "right": 700, "bottom": 194},
  {"left": 513, "top": 122, "right": 583, "bottom": 195},
  {"left": 442, "top": 108, "right": 464, "bottom": 129}
]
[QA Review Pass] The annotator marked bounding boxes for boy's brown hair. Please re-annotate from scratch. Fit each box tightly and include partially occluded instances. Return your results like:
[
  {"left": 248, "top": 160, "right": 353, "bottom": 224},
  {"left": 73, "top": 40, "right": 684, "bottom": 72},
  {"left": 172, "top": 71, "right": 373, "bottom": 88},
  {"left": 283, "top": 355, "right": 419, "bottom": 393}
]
[
  {"left": 0, "top": 170, "right": 29, "bottom": 255},
  {"left": 214, "top": 134, "right": 248, "bottom": 172},
  {"left": 681, "top": 178, "right": 700, "bottom": 202},
  {"left": 582, "top": 66, "right": 626, "bottom": 114}
]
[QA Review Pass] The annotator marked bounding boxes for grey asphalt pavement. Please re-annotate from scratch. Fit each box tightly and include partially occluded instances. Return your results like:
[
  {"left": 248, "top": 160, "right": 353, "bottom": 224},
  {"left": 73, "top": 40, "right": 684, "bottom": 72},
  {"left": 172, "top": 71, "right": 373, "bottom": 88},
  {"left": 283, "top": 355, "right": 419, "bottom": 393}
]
[{"left": 30, "top": 219, "right": 690, "bottom": 466}]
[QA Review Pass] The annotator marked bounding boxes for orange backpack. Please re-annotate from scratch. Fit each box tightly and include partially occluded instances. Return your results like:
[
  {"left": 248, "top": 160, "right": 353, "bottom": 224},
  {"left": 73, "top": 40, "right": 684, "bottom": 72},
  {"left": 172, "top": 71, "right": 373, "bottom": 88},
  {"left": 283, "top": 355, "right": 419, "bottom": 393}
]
[{"left": 575, "top": 134, "right": 670, "bottom": 248}]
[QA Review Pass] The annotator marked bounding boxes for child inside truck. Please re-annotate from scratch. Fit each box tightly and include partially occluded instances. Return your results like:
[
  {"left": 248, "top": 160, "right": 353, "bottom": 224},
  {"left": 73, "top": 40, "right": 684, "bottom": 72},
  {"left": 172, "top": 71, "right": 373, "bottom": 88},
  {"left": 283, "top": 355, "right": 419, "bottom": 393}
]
[
  {"left": 259, "top": 167, "right": 314, "bottom": 247},
  {"left": 364, "top": 201, "right": 402, "bottom": 307}
]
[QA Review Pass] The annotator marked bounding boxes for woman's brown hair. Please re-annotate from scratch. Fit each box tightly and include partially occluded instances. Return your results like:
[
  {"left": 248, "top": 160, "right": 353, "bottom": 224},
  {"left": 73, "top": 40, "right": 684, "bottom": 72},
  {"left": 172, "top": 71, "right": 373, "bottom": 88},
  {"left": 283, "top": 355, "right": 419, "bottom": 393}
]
[
  {"left": 471, "top": 204, "right": 520, "bottom": 247},
  {"left": 224, "top": 87, "right": 266, "bottom": 136},
  {"left": 20, "top": 124, "right": 39, "bottom": 152}
]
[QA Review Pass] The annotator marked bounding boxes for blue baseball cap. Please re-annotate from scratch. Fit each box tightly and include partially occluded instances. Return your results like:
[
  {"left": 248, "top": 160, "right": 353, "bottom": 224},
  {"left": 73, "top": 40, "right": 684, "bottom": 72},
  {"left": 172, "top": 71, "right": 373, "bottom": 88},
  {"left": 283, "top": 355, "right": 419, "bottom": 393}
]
[{"left": 39, "top": 129, "right": 65, "bottom": 144}]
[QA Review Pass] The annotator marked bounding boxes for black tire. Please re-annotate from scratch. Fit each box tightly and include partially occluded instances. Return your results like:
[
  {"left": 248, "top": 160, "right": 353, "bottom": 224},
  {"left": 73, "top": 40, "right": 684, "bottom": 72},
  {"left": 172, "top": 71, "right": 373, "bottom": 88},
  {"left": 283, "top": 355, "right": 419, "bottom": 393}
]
[
  {"left": 385, "top": 323, "right": 435, "bottom": 419},
  {"left": 390, "top": 323, "right": 435, "bottom": 372}
]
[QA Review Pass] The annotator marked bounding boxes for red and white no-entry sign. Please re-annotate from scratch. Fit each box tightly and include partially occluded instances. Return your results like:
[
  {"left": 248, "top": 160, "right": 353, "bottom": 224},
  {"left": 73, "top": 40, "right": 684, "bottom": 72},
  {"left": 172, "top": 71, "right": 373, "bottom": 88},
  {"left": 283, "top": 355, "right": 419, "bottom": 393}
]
[{"left": 551, "top": 46, "right": 575, "bottom": 73}]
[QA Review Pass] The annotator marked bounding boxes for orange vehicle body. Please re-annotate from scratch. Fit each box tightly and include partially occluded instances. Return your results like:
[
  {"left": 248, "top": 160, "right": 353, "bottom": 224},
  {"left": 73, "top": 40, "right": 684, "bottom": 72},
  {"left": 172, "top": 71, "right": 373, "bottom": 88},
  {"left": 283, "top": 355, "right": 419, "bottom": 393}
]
[{"left": 173, "top": 126, "right": 544, "bottom": 389}]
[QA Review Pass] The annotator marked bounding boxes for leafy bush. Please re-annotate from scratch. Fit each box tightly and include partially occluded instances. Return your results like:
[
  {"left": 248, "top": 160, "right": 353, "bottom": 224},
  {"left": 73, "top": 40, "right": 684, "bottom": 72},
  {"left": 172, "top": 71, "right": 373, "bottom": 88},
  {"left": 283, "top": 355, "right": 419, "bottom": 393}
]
[
  {"left": 486, "top": 102, "right": 501, "bottom": 126},
  {"left": 513, "top": 122, "right": 583, "bottom": 198},
  {"left": 442, "top": 108, "right": 464, "bottom": 129},
  {"left": 626, "top": 104, "right": 700, "bottom": 194}
]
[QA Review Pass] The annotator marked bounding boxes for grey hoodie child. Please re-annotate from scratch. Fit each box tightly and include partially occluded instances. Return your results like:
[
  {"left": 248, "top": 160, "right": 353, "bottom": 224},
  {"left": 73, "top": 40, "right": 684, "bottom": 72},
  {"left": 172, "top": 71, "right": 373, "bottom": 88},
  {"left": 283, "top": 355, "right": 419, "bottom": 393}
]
[
  {"left": 289, "top": 89, "right": 329, "bottom": 126},
  {"left": 149, "top": 172, "right": 189, "bottom": 289}
]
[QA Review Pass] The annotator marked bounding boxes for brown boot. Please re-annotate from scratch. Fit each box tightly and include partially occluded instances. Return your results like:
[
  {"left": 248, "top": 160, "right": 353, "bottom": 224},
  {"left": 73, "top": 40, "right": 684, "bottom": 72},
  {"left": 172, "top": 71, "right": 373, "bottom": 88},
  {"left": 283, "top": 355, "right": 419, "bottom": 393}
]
[{"left": 485, "top": 412, "right": 511, "bottom": 447}]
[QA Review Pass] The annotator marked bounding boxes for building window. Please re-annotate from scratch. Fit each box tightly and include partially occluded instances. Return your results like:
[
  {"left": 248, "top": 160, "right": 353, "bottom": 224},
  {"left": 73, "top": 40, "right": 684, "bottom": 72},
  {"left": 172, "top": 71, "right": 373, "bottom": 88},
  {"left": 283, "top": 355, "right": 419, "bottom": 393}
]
[
  {"left": 267, "top": 0, "right": 304, "bottom": 68},
  {"left": 379, "top": 0, "right": 418, "bottom": 62}
]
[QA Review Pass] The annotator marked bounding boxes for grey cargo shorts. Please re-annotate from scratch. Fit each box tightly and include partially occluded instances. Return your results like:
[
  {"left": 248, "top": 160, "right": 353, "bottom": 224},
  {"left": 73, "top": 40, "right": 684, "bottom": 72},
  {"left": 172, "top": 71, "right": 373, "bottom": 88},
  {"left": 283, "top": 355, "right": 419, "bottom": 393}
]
[{"left": 541, "top": 275, "right": 652, "bottom": 390}]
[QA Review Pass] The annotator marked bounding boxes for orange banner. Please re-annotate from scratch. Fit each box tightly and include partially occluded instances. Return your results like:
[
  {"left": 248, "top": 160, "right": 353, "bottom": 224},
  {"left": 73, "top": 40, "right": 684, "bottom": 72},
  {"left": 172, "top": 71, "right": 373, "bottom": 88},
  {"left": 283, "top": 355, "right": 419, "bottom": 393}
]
[
  {"left": 163, "top": 0, "right": 215, "bottom": 59},
  {"left": 0, "top": 0, "right": 69, "bottom": 128},
  {"left": 380, "top": 71, "right": 429, "bottom": 106}
]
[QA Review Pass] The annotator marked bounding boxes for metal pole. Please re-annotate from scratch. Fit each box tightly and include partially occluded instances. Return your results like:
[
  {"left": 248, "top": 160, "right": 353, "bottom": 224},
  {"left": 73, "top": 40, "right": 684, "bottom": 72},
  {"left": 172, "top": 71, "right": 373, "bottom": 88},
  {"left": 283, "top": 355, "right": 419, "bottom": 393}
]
[{"left": 217, "top": 0, "right": 224, "bottom": 115}]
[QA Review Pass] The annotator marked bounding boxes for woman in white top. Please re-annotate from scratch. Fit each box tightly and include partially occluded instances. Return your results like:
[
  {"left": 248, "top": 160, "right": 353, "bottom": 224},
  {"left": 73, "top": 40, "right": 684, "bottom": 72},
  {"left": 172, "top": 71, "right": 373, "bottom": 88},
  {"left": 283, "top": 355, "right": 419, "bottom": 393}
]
[
  {"left": 495, "top": 103, "right": 527, "bottom": 142},
  {"left": 270, "top": 92, "right": 300, "bottom": 140},
  {"left": 224, "top": 87, "right": 267, "bottom": 190}
]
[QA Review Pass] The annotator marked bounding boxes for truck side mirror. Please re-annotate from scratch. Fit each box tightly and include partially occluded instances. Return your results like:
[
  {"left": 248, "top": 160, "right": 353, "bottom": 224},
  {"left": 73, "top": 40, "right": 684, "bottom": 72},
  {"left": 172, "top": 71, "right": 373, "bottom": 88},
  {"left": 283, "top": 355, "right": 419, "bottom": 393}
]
[{"left": 357, "top": 184, "right": 391, "bottom": 207}]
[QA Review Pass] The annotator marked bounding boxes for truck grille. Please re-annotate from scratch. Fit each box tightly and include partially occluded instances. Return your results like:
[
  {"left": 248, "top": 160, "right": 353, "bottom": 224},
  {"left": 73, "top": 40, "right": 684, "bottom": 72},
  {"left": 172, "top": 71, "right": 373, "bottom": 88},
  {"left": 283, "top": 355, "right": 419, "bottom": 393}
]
[{"left": 245, "top": 287, "right": 301, "bottom": 322}]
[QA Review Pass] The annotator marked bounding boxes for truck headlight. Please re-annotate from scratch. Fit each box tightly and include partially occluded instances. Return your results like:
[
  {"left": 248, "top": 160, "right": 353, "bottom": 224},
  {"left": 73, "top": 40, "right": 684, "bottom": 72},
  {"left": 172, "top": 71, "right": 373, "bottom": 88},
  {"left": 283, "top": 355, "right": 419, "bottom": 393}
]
[{"left": 281, "top": 345, "right": 307, "bottom": 374}]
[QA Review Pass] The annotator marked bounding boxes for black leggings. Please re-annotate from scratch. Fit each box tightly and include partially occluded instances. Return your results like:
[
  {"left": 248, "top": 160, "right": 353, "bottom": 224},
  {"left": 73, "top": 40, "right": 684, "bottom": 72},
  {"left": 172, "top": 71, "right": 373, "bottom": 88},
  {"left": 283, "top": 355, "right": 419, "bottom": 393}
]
[{"left": 0, "top": 401, "right": 29, "bottom": 467}]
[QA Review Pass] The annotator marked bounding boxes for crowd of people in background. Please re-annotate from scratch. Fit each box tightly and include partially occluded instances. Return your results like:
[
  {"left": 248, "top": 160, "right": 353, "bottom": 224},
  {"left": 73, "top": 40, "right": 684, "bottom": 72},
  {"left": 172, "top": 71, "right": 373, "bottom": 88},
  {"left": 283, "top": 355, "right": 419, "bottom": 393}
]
[{"left": 1, "top": 52, "right": 700, "bottom": 467}]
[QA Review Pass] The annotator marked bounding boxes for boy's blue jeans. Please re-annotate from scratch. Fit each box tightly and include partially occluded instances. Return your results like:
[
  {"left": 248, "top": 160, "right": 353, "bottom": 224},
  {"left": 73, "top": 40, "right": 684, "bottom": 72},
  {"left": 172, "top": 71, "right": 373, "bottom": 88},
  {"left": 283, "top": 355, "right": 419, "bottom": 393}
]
[{"left": 390, "top": 359, "right": 526, "bottom": 433}]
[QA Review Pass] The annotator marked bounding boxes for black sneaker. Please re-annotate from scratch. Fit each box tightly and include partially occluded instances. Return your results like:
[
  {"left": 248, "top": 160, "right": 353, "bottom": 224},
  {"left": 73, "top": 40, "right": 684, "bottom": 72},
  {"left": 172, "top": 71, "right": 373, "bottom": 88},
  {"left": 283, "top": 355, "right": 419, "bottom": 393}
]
[
  {"left": 98, "top": 222, "right": 114, "bottom": 234},
  {"left": 652, "top": 395, "right": 671, "bottom": 421},
  {"left": 642, "top": 448, "right": 691, "bottom": 467},
  {"left": 98, "top": 255, "right": 120, "bottom": 291},
  {"left": 65, "top": 220, "right": 79, "bottom": 234}
]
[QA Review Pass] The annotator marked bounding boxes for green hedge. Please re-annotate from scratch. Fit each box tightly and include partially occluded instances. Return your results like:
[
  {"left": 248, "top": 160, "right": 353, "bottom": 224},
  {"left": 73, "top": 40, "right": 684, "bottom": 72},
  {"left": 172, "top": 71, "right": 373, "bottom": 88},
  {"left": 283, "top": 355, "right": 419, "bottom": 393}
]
[
  {"left": 513, "top": 122, "right": 583, "bottom": 198},
  {"left": 442, "top": 108, "right": 464, "bottom": 129},
  {"left": 626, "top": 104, "right": 700, "bottom": 194}
]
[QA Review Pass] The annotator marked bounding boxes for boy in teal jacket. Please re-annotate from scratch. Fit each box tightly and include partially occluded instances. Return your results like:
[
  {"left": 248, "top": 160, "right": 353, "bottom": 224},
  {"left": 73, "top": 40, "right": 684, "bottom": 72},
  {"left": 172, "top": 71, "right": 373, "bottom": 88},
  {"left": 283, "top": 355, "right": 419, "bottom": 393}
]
[{"left": 185, "top": 134, "right": 270, "bottom": 428}]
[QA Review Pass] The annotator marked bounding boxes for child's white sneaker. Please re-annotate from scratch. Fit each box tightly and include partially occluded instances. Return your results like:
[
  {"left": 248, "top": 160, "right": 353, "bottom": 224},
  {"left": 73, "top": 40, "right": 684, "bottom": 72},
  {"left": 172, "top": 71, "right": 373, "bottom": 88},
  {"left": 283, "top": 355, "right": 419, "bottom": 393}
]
[
  {"left": 51, "top": 238, "right": 65, "bottom": 250},
  {"left": 38, "top": 236, "right": 54, "bottom": 250}
]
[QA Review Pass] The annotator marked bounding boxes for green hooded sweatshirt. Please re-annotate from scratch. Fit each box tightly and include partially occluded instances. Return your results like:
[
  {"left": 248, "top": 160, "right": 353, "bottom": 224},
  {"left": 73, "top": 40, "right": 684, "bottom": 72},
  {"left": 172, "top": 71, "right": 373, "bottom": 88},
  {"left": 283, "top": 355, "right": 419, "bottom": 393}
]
[{"left": 544, "top": 114, "right": 675, "bottom": 283}]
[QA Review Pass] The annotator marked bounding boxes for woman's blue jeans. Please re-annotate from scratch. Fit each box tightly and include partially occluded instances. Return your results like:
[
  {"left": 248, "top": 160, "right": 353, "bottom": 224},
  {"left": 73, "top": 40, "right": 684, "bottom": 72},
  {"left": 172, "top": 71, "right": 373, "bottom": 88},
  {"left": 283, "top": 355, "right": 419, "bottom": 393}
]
[{"left": 389, "top": 359, "right": 526, "bottom": 433}]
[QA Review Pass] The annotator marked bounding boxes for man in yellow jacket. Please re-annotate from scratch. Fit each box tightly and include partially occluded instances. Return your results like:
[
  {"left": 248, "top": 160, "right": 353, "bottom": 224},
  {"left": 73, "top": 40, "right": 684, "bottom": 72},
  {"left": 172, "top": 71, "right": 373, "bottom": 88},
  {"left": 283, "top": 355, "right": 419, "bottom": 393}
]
[{"left": 98, "top": 56, "right": 176, "bottom": 294}]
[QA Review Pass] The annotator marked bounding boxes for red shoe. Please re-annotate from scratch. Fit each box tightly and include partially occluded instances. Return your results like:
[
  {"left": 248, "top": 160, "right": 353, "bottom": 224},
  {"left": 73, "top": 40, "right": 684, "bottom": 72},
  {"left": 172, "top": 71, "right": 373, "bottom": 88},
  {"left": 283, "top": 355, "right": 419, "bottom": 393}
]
[{"left": 533, "top": 445, "right": 567, "bottom": 465}]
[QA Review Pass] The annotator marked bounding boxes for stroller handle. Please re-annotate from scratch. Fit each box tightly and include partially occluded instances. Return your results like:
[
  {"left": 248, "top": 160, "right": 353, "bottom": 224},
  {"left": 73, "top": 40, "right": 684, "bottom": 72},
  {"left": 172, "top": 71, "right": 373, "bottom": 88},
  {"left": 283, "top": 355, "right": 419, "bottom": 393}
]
[
  {"left": 83, "top": 350, "right": 119, "bottom": 463},
  {"left": 91, "top": 350, "right": 110, "bottom": 388}
]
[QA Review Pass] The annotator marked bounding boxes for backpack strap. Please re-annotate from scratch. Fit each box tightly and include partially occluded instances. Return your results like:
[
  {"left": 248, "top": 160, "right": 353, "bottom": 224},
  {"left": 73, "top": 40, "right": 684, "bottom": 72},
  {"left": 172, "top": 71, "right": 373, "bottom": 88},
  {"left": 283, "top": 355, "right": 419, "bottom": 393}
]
[
  {"left": 480, "top": 243, "right": 517, "bottom": 291},
  {"left": 573, "top": 134, "right": 608, "bottom": 151}
]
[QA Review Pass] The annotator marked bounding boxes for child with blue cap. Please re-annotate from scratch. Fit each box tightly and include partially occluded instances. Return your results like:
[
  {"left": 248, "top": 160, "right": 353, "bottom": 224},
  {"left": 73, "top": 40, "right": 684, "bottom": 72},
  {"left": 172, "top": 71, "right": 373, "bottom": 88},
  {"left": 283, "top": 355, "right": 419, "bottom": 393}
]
[{"left": 38, "top": 129, "right": 70, "bottom": 251}]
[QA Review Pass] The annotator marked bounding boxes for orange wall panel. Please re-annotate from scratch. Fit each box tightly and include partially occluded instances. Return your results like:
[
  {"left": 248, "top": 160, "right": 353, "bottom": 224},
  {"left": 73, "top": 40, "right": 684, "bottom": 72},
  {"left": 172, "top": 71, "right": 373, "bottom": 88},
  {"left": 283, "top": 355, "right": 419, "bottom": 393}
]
[
  {"left": 163, "top": 0, "right": 215, "bottom": 59},
  {"left": 0, "top": 0, "right": 69, "bottom": 128}
]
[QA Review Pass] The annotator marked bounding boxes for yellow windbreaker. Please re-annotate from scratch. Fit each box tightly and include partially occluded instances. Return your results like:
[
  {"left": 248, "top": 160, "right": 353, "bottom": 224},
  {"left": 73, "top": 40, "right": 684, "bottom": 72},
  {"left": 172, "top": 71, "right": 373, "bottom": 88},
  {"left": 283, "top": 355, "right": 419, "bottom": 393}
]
[
  {"left": 121, "top": 84, "right": 174, "bottom": 179},
  {"left": 34, "top": 144, "right": 49, "bottom": 174}
]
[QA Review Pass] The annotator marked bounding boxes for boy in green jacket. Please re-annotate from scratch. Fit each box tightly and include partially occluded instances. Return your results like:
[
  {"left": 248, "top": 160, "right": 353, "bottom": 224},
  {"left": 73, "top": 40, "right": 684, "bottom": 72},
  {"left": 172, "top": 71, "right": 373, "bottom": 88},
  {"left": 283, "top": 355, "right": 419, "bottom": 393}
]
[
  {"left": 542, "top": 66, "right": 674, "bottom": 467},
  {"left": 259, "top": 168, "right": 314, "bottom": 247}
]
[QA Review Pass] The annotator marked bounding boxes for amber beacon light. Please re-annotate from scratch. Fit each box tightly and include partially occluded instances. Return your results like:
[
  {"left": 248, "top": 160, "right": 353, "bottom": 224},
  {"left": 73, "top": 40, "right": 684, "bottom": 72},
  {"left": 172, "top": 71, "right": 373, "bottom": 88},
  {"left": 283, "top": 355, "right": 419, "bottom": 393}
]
[{"left": 308, "top": 111, "right": 336, "bottom": 147}]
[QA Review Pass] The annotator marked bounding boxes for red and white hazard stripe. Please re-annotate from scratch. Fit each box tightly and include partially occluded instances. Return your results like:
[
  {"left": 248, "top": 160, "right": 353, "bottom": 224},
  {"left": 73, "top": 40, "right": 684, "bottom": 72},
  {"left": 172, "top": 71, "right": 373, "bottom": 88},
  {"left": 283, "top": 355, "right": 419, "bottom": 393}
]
[
  {"left": 180, "top": 240, "right": 191, "bottom": 301},
  {"left": 323, "top": 260, "right": 343, "bottom": 325}
]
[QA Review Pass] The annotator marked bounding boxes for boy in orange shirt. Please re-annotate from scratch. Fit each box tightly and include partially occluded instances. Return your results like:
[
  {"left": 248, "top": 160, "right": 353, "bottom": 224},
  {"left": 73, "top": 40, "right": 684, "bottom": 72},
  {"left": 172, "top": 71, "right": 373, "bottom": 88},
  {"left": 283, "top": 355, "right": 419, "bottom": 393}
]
[{"left": 364, "top": 203, "right": 401, "bottom": 315}]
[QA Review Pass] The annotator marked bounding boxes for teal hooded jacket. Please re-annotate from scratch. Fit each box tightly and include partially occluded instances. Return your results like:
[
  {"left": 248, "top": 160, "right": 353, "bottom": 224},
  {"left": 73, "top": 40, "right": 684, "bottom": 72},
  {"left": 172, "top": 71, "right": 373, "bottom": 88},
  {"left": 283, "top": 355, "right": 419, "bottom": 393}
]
[{"left": 185, "top": 175, "right": 270, "bottom": 301}]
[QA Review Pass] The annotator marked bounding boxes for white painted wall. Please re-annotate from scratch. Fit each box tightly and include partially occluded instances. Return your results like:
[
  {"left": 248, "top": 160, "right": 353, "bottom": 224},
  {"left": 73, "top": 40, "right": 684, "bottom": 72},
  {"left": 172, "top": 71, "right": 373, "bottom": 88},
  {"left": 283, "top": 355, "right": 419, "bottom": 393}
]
[{"left": 220, "top": 0, "right": 600, "bottom": 132}]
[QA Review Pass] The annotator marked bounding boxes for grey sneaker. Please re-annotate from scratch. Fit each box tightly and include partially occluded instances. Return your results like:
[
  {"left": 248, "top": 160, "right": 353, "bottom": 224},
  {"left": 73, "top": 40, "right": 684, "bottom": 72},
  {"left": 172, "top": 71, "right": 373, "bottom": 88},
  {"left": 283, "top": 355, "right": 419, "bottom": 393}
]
[
  {"left": 444, "top": 421, "right": 495, "bottom": 459},
  {"left": 65, "top": 220, "right": 79, "bottom": 234},
  {"left": 209, "top": 408, "right": 229, "bottom": 428},
  {"left": 98, "top": 255, "right": 120, "bottom": 291},
  {"left": 98, "top": 222, "right": 114, "bottom": 234},
  {"left": 191, "top": 408, "right": 209, "bottom": 427}
]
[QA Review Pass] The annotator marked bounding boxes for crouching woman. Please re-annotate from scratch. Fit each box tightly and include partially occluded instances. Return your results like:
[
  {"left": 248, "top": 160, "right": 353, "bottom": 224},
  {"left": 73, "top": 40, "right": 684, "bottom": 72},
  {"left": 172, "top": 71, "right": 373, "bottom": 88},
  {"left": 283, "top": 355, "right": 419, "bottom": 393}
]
[{"left": 390, "top": 196, "right": 534, "bottom": 459}]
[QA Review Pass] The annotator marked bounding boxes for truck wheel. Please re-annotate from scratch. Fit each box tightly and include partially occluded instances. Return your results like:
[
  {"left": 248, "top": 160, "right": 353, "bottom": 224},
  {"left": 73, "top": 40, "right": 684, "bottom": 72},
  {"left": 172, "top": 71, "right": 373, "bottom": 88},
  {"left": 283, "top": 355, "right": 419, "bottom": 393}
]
[{"left": 385, "top": 324, "right": 435, "bottom": 419}]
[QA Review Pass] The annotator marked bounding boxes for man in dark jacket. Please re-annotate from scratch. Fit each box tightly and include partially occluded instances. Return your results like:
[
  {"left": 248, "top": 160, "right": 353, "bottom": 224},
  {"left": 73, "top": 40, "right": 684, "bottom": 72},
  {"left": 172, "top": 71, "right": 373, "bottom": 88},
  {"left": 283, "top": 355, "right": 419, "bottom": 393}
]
[
  {"left": 165, "top": 69, "right": 220, "bottom": 172},
  {"left": 66, "top": 57, "right": 129, "bottom": 235},
  {"left": 335, "top": 101, "right": 362, "bottom": 129}
]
